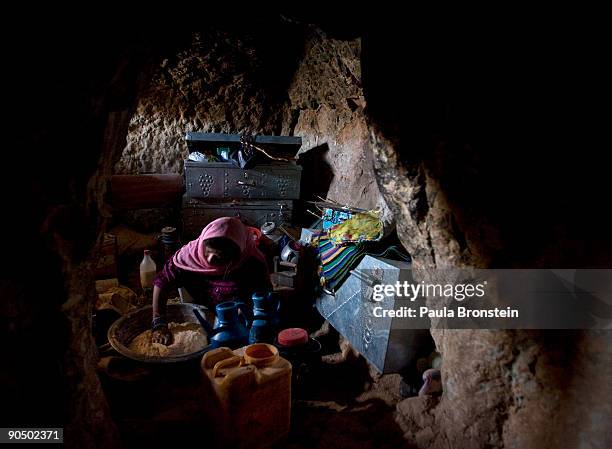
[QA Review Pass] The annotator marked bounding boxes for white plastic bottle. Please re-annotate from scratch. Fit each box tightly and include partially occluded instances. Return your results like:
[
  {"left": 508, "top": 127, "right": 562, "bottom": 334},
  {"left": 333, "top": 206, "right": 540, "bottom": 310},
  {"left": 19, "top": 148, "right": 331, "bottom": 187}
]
[{"left": 140, "top": 250, "right": 157, "bottom": 291}]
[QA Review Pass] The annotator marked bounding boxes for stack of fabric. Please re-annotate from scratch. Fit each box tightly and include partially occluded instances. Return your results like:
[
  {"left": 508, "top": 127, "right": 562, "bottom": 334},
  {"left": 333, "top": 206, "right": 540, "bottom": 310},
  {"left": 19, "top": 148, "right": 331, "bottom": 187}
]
[
  {"left": 313, "top": 210, "right": 384, "bottom": 292},
  {"left": 313, "top": 232, "right": 365, "bottom": 293}
]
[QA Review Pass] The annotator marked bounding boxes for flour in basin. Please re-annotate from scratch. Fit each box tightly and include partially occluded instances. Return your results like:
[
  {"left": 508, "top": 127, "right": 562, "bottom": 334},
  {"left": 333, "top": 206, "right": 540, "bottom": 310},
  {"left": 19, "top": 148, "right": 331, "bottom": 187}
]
[{"left": 129, "top": 322, "right": 207, "bottom": 357}]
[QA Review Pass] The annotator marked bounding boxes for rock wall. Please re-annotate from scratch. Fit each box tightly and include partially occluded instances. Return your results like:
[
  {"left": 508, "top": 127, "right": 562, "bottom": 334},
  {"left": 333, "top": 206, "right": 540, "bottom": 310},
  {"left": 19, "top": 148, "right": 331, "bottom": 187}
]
[
  {"left": 284, "top": 34, "right": 380, "bottom": 209},
  {"left": 116, "top": 29, "right": 386, "bottom": 213},
  {"left": 116, "top": 29, "right": 289, "bottom": 175},
  {"left": 362, "top": 28, "right": 612, "bottom": 449},
  {"left": 3, "top": 30, "right": 165, "bottom": 449}
]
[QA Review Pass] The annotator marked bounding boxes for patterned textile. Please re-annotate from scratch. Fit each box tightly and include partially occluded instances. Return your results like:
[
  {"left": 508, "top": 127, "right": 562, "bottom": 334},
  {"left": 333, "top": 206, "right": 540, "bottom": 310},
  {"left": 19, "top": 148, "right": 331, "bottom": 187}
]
[
  {"left": 314, "top": 232, "right": 366, "bottom": 292},
  {"left": 322, "top": 207, "right": 352, "bottom": 230}
]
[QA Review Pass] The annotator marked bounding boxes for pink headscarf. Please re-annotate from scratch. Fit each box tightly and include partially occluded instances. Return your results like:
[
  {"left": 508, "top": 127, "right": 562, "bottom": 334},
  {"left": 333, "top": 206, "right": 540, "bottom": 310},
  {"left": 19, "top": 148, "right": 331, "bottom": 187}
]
[{"left": 173, "top": 217, "right": 266, "bottom": 275}]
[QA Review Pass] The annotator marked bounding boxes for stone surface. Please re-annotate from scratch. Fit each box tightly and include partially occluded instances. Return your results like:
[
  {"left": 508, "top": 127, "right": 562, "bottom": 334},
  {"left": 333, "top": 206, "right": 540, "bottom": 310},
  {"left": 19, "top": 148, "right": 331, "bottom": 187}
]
[
  {"left": 367, "top": 120, "right": 612, "bottom": 447},
  {"left": 116, "top": 30, "right": 277, "bottom": 175},
  {"left": 285, "top": 33, "right": 380, "bottom": 210},
  {"left": 3, "top": 31, "right": 153, "bottom": 448},
  {"left": 115, "top": 29, "right": 388, "bottom": 216},
  {"left": 395, "top": 395, "right": 441, "bottom": 448},
  {"left": 362, "top": 28, "right": 612, "bottom": 449}
]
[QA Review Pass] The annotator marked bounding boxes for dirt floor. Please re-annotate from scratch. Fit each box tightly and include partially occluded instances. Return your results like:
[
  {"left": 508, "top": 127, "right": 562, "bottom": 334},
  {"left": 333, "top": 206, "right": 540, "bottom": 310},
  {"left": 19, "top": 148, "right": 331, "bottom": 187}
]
[
  {"left": 98, "top": 264, "right": 415, "bottom": 449},
  {"left": 99, "top": 330, "right": 414, "bottom": 449},
  {"left": 284, "top": 356, "right": 411, "bottom": 449}
]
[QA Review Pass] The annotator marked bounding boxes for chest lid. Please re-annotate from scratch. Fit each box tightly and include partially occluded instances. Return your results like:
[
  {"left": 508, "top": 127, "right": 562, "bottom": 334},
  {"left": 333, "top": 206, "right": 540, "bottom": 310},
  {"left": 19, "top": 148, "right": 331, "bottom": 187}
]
[{"left": 185, "top": 132, "right": 302, "bottom": 162}]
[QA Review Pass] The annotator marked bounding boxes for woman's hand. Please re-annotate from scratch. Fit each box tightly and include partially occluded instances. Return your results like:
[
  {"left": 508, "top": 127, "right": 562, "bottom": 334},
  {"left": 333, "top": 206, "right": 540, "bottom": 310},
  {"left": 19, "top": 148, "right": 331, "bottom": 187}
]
[{"left": 152, "top": 325, "right": 173, "bottom": 345}]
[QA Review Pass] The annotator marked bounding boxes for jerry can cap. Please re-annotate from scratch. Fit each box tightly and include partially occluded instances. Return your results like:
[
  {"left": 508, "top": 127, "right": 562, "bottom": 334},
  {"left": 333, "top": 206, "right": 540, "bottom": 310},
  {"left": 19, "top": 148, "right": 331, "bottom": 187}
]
[{"left": 277, "top": 328, "right": 309, "bottom": 347}]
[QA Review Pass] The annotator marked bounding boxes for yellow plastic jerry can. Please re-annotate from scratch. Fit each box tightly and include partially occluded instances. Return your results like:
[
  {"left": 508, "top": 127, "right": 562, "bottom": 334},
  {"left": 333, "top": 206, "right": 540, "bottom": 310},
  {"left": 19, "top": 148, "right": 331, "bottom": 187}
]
[{"left": 202, "top": 343, "right": 292, "bottom": 449}]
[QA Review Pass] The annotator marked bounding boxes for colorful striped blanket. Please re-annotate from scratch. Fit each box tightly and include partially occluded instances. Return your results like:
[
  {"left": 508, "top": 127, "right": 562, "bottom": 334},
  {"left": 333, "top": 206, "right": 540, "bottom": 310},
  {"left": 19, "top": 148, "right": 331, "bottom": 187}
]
[{"left": 314, "top": 233, "right": 366, "bottom": 292}]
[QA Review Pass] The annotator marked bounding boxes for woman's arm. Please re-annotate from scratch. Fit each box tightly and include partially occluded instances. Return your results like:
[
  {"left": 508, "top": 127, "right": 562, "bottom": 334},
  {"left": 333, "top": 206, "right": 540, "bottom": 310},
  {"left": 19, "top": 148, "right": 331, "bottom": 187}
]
[
  {"left": 151, "top": 258, "right": 182, "bottom": 345},
  {"left": 151, "top": 285, "right": 173, "bottom": 345},
  {"left": 152, "top": 284, "right": 167, "bottom": 319}
]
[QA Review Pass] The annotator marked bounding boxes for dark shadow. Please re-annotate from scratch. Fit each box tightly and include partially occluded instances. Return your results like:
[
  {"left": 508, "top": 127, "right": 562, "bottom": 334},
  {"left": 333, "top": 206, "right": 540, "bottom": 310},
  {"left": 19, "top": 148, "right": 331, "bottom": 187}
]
[
  {"left": 362, "top": 26, "right": 612, "bottom": 268},
  {"left": 304, "top": 353, "right": 373, "bottom": 404},
  {"left": 101, "top": 359, "right": 227, "bottom": 449},
  {"left": 287, "top": 397, "right": 413, "bottom": 449},
  {"left": 296, "top": 144, "right": 334, "bottom": 226}
]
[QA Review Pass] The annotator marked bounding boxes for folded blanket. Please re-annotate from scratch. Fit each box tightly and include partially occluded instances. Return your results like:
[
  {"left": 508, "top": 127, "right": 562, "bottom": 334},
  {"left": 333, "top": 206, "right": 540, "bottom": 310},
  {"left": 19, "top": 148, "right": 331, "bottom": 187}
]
[{"left": 315, "top": 233, "right": 366, "bottom": 292}]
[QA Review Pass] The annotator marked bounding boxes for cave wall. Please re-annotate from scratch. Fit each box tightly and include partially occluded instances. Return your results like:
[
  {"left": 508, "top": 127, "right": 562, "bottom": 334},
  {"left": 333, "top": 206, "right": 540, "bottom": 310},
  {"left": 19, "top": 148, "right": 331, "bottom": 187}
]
[
  {"left": 362, "top": 28, "right": 612, "bottom": 449},
  {"left": 115, "top": 29, "right": 292, "bottom": 175},
  {"left": 283, "top": 33, "right": 380, "bottom": 208},
  {"left": 3, "top": 31, "right": 158, "bottom": 449},
  {"left": 115, "top": 28, "right": 385, "bottom": 212}
]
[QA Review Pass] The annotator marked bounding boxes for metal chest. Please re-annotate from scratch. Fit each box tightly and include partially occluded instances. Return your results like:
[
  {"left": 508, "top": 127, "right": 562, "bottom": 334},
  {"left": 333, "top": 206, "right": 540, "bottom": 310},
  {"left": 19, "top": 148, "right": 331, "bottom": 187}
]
[
  {"left": 184, "top": 161, "right": 302, "bottom": 200},
  {"left": 182, "top": 196, "right": 293, "bottom": 239},
  {"left": 316, "top": 255, "right": 432, "bottom": 374}
]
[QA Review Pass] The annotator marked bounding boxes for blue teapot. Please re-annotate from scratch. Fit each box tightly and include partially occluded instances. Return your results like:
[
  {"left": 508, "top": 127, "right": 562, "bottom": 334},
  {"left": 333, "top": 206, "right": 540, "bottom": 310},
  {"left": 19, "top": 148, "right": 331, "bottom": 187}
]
[
  {"left": 193, "top": 301, "right": 249, "bottom": 350},
  {"left": 248, "top": 292, "right": 281, "bottom": 344}
]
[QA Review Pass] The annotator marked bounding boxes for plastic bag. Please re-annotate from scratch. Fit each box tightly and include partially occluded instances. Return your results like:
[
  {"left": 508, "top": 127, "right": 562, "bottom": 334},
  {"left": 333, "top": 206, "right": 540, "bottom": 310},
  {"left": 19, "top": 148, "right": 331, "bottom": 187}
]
[{"left": 327, "top": 210, "right": 383, "bottom": 245}]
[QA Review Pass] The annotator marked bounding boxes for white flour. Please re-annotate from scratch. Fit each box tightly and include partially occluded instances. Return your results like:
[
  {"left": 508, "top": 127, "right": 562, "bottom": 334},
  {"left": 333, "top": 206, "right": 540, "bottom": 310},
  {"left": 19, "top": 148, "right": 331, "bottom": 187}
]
[{"left": 129, "top": 322, "right": 208, "bottom": 357}]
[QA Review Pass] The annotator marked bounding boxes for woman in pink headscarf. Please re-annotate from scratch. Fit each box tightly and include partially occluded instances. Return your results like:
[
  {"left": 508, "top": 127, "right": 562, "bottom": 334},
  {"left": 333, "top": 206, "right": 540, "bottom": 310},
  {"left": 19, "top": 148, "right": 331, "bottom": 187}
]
[{"left": 151, "top": 217, "right": 271, "bottom": 345}]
